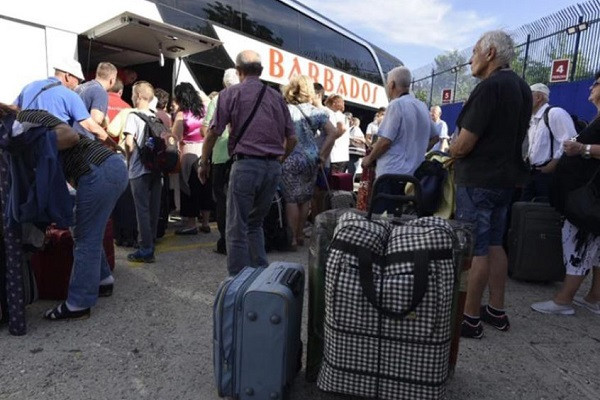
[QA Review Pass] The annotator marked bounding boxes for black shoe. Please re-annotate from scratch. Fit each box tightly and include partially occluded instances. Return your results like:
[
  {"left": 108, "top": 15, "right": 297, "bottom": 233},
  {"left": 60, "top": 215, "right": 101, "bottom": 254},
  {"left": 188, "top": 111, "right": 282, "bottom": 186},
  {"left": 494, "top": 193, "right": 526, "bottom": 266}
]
[
  {"left": 175, "top": 227, "right": 198, "bottom": 235},
  {"left": 44, "top": 302, "right": 90, "bottom": 321},
  {"left": 460, "top": 319, "right": 484, "bottom": 339},
  {"left": 480, "top": 305, "right": 510, "bottom": 331},
  {"left": 99, "top": 284, "right": 113, "bottom": 298},
  {"left": 213, "top": 246, "right": 227, "bottom": 255}
]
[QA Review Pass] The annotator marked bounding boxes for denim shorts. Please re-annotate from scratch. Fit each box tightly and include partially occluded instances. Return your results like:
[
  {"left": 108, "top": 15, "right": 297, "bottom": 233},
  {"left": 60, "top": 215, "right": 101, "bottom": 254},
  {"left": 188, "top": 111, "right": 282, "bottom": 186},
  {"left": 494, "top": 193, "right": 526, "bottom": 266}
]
[{"left": 455, "top": 186, "right": 514, "bottom": 256}]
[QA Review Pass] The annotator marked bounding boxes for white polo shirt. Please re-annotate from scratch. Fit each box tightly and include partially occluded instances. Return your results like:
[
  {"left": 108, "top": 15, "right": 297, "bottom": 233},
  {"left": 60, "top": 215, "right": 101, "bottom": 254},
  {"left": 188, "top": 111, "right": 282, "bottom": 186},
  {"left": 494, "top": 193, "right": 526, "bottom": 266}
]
[
  {"left": 328, "top": 109, "right": 350, "bottom": 163},
  {"left": 527, "top": 103, "right": 577, "bottom": 167}
]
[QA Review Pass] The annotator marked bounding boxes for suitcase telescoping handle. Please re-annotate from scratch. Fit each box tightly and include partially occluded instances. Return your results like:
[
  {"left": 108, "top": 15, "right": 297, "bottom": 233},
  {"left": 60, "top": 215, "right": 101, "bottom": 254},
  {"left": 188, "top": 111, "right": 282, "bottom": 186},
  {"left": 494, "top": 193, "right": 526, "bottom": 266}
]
[
  {"left": 367, "top": 174, "right": 423, "bottom": 219},
  {"left": 356, "top": 246, "right": 430, "bottom": 320}
]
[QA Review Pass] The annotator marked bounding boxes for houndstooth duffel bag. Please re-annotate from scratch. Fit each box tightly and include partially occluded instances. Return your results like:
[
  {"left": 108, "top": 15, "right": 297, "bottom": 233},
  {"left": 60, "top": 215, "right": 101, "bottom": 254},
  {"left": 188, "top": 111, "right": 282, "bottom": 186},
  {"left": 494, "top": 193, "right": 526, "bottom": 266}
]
[{"left": 317, "top": 211, "right": 457, "bottom": 400}]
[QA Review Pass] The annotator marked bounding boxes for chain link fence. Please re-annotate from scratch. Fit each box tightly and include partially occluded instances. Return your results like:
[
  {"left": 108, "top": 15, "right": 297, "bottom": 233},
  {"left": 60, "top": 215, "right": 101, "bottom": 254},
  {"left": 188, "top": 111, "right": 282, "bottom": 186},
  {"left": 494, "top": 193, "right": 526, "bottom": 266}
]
[{"left": 412, "top": 0, "right": 600, "bottom": 107}]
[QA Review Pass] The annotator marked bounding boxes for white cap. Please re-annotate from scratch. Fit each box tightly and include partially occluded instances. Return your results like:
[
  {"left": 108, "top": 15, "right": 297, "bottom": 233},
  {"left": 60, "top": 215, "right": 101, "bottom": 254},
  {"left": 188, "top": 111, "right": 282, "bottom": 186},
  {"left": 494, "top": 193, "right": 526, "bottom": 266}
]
[
  {"left": 53, "top": 58, "right": 85, "bottom": 81},
  {"left": 530, "top": 83, "right": 550, "bottom": 96}
]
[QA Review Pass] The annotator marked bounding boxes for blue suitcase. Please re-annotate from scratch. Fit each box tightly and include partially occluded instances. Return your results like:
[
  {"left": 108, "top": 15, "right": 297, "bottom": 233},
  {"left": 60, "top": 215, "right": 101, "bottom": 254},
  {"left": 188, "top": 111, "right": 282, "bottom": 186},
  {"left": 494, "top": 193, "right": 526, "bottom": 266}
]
[{"left": 213, "top": 262, "right": 304, "bottom": 399}]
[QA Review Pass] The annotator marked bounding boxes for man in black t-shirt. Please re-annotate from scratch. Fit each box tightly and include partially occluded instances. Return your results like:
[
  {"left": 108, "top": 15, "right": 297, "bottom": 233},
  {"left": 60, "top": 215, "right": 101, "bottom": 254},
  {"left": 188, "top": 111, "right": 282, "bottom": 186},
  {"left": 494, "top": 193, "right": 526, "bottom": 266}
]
[{"left": 450, "top": 30, "right": 532, "bottom": 339}]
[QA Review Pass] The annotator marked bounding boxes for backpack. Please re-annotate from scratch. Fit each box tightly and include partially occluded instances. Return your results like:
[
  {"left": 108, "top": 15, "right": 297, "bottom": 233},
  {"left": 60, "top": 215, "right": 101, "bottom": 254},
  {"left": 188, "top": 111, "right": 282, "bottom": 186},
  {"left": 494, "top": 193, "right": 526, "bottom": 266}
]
[{"left": 132, "top": 112, "right": 179, "bottom": 173}]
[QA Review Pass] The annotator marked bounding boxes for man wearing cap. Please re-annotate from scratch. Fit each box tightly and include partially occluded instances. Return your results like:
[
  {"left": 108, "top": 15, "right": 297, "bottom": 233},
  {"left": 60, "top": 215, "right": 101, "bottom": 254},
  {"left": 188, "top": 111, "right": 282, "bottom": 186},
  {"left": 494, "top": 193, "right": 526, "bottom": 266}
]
[
  {"left": 522, "top": 83, "right": 577, "bottom": 201},
  {"left": 14, "top": 58, "right": 111, "bottom": 143}
]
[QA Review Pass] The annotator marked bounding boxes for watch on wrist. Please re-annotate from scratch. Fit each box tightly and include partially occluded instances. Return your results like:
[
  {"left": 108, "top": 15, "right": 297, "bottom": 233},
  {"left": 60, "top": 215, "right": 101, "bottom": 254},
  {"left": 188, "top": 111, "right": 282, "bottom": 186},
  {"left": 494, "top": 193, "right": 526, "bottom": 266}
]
[{"left": 583, "top": 144, "right": 592, "bottom": 159}]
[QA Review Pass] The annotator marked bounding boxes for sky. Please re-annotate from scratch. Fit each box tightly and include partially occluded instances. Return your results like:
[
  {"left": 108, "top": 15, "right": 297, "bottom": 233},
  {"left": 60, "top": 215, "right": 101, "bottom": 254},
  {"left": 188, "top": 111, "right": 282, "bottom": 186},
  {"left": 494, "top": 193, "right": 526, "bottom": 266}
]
[{"left": 298, "top": 0, "right": 583, "bottom": 71}]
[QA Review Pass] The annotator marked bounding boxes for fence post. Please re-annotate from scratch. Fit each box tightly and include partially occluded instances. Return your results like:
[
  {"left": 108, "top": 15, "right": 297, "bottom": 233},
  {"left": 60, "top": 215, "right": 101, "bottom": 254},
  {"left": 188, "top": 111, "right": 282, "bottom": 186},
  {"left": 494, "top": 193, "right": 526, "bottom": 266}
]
[
  {"left": 452, "top": 67, "right": 458, "bottom": 102},
  {"left": 570, "top": 16, "right": 584, "bottom": 81},
  {"left": 522, "top": 34, "right": 531, "bottom": 79},
  {"left": 411, "top": 79, "right": 415, "bottom": 93},
  {"left": 428, "top": 68, "right": 435, "bottom": 107}
]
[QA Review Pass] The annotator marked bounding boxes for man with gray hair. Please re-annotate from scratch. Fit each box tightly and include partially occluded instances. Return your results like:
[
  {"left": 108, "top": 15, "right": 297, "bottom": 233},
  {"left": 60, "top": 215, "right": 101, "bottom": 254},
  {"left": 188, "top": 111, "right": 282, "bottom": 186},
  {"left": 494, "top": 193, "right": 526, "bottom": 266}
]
[
  {"left": 361, "top": 66, "right": 438, "bottom": 214},
  {"left": 449, "top": 30, "right": 532, "bottom": 339},
  {"left": 202, "top": 68, "right": 240, "bottom": 255},
  {"left": 522, "top": 83, "right": 577, "bottom": 201},
  {"left": 199, "top": 51, "right": 296, "bottom": 274}
]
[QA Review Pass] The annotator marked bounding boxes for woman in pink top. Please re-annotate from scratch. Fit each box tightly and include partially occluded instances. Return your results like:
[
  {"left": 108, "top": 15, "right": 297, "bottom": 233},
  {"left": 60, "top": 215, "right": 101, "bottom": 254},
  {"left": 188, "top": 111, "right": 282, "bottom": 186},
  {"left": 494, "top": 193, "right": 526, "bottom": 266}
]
[{"left": 172, "top": 82, "right": 213, "bottom": 234}]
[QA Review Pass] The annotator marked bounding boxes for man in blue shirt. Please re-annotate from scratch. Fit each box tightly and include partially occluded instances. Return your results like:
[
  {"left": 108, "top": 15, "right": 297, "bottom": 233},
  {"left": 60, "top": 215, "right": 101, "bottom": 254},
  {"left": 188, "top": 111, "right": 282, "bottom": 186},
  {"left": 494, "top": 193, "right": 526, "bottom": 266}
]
[
  {"left": 75, "top": 62, "right": 117, "bottom": 129},
  {"left": 361, "top": 66, "right": 438, "bottom": 214},
  {"left": 14, "top": 58, "right": 111, "bottom": 143}
]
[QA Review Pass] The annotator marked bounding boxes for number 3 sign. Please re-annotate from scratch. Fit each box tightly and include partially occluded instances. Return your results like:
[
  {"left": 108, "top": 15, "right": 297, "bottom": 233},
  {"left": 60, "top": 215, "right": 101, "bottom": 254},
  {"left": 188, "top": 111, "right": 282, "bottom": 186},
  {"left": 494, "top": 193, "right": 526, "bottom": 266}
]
[{"left": 550, "top": 59, "right": 570, "bottom": 82}]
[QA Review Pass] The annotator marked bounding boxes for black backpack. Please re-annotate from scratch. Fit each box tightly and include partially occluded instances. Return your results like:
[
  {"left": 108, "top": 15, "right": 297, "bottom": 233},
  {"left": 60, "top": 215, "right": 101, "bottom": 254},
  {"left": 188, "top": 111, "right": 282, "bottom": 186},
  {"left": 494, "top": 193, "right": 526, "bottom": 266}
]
[{"left": 132, "top": 112, "right": 179, "bottom": 173}]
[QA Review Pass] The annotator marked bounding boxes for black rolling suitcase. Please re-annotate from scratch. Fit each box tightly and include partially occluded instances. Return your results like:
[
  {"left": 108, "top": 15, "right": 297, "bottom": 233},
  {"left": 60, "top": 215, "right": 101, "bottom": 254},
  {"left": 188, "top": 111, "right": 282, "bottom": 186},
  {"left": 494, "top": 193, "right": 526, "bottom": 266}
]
[{"left": 508, "top": 201, "right": 565, "bottom": 282}]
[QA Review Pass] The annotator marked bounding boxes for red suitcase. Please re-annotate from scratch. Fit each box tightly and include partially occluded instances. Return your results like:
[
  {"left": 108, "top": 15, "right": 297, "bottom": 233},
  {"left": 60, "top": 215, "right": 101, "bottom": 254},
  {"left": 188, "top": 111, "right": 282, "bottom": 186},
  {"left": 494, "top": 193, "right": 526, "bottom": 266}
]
[
  {"left": 328, "top": 172, "right": 353, "bottom": 191},
  {"left": 31, "top": 220, "right": 115, "bottom": 300}
]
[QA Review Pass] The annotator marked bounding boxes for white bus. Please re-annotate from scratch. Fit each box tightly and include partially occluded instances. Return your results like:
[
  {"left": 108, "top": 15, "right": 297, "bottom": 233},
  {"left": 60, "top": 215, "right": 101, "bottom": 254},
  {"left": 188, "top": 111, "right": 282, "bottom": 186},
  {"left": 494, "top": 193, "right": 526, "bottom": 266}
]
[{"left": 1, "top": 0, "right": 402, "bottom": 120}]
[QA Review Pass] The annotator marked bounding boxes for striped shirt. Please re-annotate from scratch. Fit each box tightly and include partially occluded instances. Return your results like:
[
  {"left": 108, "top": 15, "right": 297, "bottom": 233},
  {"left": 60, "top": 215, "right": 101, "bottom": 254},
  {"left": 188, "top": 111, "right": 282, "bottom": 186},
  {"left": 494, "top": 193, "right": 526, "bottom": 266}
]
[{"left": 16, "top": 109, "right": 113, "bottom": 185}]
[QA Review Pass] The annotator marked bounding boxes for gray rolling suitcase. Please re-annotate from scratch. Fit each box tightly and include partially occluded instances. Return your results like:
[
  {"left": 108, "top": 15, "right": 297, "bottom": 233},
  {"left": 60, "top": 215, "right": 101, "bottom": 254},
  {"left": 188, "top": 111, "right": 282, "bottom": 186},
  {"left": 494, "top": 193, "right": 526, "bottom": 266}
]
[
  {"left": 508, "top": 202, "right": 565, "bottom": 282},
  {"left": 213, "top": 262, "right": 304, "bottom": 399}
]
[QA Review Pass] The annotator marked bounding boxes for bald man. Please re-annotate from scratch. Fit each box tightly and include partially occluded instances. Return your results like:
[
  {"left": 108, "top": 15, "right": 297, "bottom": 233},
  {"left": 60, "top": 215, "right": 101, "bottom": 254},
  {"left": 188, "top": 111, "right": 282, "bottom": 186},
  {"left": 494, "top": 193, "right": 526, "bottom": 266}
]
[{"left": 200, "top": 50, "right": 297, "bottom": 275}]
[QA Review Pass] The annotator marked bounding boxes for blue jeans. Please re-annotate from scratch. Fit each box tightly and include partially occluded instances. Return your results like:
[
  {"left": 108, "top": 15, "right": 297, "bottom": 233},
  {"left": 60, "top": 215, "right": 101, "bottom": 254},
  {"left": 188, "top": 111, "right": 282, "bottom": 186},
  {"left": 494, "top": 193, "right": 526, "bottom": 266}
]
[
  {"left": 455, "top": 186, "right": 514, "bottom": 256},
  {"left": 67, "top": 155, "right": 128, "bottom": 308},
  {"left": 226, "top": 159, "right": 282, "bottom": 275},
  {"left": 130, "top": 173, "right": 162, "bottom": 251}
]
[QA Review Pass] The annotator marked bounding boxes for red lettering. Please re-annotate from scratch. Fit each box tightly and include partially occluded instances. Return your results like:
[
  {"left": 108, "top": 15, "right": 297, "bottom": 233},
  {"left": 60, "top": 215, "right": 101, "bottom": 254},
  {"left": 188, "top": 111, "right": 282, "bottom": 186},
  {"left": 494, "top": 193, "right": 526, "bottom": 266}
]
[
  {"left": 361, "top": 83, "right": 371, "bottom": 103},
  {"left": 350, "top": 78, "right": 359, "bottom": 98},
  {"left": 269, "top": 48, "right": 284, "bottom": 78},
  {"left": 324, "top": 68, "right": 334, "bottom": 92},
  {"left": 308, "top": 62, "right": 319, "bottom": 82},
  {"left": 336, "top": 75, "right": 348, "bottom": 97},
  {"left": 371, "top": 86, "right": 379, "bottom": 104},
  {"left": 287, "top": 57, "right": 302, "bottom": 80}
]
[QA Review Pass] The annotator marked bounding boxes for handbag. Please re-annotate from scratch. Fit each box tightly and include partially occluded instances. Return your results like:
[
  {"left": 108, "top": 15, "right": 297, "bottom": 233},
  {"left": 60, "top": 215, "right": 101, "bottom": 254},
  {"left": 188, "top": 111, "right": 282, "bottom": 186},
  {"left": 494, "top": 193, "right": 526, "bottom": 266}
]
[{"left": 564, "top": 165, "right": 600, "bottom": 235}]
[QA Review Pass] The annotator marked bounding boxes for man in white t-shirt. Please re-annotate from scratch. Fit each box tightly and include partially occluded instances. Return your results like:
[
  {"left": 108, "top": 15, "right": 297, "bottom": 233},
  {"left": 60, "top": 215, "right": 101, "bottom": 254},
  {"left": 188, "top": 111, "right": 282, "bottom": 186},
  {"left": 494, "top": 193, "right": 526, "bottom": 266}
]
[
  {"left": 430, "top": 105, "right": 449, "bottom": 152},
  {"left": 366, "top": 108, "right": 385, "bottom": 146},
  {"left": 123, "top": 81, "right": 162, "bottom": 263},
  {"left": 325, "top": 95, "right": 349, "bottom": 173}
]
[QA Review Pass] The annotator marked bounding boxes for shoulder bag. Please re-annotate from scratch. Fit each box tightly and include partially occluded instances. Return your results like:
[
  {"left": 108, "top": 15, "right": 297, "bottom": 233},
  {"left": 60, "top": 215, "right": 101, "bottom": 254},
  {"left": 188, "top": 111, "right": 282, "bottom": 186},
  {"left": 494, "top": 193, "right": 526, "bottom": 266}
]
[{"left": 564, "top": 164, "right": 600, "bottom": 235}]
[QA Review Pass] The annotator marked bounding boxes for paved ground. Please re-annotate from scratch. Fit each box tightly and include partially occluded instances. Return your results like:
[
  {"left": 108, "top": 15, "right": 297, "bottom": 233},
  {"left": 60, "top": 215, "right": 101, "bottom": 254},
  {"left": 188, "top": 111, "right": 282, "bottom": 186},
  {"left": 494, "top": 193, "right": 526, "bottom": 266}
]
[{"left": 1, "top": 223, "right": 600, "bottom": 400}]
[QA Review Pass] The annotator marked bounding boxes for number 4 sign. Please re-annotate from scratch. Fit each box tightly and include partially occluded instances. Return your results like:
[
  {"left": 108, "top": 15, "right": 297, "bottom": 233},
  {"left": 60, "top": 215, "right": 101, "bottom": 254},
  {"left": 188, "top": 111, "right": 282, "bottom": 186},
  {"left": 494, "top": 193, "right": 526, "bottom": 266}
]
[{"left": 550, "top": 59, "right": 570, "bottom": 82}]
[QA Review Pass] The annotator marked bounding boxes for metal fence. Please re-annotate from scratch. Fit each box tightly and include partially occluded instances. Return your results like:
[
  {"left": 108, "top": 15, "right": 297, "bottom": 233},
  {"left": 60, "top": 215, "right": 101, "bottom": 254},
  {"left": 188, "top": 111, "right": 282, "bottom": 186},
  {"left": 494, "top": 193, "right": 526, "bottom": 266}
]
[{"left": 412, "top": 0, "right": 600, "bottom": 107}]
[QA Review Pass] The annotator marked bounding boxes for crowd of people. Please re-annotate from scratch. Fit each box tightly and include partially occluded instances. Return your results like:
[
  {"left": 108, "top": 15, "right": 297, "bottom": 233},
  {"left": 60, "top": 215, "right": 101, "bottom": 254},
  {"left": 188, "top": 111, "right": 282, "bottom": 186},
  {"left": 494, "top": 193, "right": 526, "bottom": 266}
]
[{"left": 1, "top": 28, "right": 599, "bottom": 332}]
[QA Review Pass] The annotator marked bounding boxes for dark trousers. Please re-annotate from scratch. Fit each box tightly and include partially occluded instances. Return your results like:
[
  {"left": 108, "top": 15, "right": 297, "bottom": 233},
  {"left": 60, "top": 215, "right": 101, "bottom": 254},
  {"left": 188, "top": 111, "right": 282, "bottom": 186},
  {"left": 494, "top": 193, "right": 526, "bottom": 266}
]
[
  {"left": 520, "top": 170, "right": 553, "bottom": 202},
  {"left": 180, "top": 168, "right": 214, "bottom": 218},
  {"left": 348, "top": 154, "right": 361, "bottom": 176},
  {"left": 212, "top": 163, "right": 229, "bottom": 251}
]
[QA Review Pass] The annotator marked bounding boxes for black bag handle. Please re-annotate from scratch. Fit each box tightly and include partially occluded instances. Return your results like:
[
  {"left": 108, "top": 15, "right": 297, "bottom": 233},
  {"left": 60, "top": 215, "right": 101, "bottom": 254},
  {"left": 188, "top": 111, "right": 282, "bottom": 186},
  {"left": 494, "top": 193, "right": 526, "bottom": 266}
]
[
  {"left": 24, "top": 81, "right": 61, "bottom": 109},
  {"left": 367, "top": 174, "right": 423, "bottom": 219},
  {"left": 356, "top": 246, "right": 430, "bottom": 320},
  {"left": 542, "top": 106, "right": 557, "bottom": 163},
  {"left": 231, "top": 83, "right": 267, "bottom": 154}
]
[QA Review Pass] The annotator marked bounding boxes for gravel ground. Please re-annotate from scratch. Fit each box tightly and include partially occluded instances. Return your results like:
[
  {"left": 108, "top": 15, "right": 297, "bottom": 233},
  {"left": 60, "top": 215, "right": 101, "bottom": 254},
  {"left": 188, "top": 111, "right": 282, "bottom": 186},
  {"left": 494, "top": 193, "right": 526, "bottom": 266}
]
[{"left": 1, "top": 224, "right": 600, "bottom": 400}]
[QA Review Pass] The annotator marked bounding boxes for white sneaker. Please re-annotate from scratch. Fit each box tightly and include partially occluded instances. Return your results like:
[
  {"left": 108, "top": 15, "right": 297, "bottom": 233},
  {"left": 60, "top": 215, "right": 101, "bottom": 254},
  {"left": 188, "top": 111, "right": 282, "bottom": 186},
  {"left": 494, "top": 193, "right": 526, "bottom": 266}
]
[
  {"left": 573, "top": 296, "right": 600, "bottom": 315},
  {"left": 531, "top": 300, "right": 575, "bottom": 315}
]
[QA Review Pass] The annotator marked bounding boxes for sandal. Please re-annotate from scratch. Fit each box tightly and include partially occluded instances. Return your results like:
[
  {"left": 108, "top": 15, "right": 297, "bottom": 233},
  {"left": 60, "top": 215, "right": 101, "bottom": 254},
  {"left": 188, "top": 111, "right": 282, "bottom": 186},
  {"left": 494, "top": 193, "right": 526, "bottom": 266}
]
[
  {"left": 44, "top": 302, "right": 90, "bottom": 321},
  {"left": 199, "top": 225, "right": 211, "bottom": 234}
]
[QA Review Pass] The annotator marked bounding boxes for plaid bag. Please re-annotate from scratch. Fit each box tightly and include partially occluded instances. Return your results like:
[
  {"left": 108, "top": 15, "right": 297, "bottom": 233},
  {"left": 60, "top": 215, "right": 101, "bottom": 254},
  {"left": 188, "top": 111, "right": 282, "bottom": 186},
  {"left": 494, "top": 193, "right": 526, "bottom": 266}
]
[{"left": 317, "top": 212, "right": 457, "bottom": 400}]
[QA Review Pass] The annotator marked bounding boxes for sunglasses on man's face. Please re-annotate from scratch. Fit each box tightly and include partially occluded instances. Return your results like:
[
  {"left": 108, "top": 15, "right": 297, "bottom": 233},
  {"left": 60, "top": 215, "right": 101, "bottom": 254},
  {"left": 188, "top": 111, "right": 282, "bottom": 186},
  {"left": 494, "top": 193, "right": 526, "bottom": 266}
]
[{"left": 591, "top": 81, "right": 600, "bottom": 89}]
